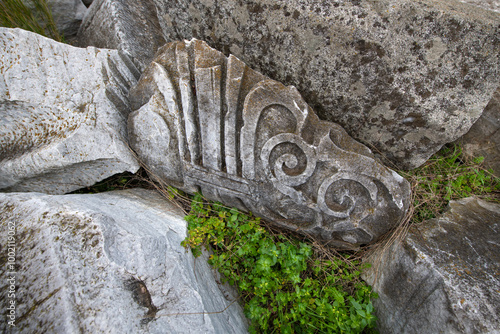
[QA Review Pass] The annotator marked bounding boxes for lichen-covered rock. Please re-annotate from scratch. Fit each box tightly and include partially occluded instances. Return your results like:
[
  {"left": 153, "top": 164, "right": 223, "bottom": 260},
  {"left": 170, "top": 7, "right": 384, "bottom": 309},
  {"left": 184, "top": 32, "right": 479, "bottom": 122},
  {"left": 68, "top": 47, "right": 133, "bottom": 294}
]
[
  {"left": 77, "top": 0, "right": 166, "bottom": 72},
  {"left": 459, "top": 0, "right": 500, "bottom": 13},
  {"left": 0, "top": 28, "right": 140, "bottom": 194},
  {"left": 457, "top": 87, "right": 500, "bottom": 177},
  {"left": 362, "top": 197, "right": 500, "bottom": 334},
  {"left": 128, "top": 39, "right": 411, "bottom": 248},
  {"left": 152, "top": 0, "right": 500, "bottom": 169},
  {"left": 0, "top": 189, "right": 248, "bottom": 334}
]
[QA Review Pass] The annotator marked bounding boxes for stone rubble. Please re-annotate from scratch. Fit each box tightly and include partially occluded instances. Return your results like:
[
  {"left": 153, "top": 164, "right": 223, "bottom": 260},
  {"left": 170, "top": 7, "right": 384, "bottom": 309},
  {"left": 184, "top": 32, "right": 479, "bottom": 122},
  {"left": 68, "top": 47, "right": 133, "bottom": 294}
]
[{"left": 1, "top": 0, "right": 499, "bottom": 331}]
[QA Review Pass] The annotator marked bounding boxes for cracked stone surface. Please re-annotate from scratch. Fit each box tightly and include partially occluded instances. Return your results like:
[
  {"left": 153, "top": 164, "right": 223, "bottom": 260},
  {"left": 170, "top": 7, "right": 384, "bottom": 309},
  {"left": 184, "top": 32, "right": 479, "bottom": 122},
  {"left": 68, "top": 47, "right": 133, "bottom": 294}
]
[
  {"left": 0, "top": 28, "right": 140, "bottom": 194},
  {"left": 128, "top": 39, "right": 411, "bottom": 248},
  {"left": 0, "top": 189, "right": 248, "bottom": 334},
  {"left": 362, "top": 197, "right": 500, "bottom": 334}
]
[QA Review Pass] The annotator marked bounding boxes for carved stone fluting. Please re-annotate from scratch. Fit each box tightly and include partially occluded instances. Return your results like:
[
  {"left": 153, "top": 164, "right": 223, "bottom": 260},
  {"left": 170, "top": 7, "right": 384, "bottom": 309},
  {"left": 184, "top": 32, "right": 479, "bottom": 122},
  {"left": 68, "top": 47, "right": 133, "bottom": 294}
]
[{"left": 128, "top": 39, "right": 411, "bottom": 248}]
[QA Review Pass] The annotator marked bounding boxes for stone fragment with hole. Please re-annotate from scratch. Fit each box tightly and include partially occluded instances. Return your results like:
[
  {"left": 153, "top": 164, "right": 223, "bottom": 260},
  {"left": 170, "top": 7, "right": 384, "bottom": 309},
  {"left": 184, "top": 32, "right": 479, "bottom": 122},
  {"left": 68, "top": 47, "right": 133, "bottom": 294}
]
[{"left": 0, "top": 189, "right": 248, "bottom": 334}]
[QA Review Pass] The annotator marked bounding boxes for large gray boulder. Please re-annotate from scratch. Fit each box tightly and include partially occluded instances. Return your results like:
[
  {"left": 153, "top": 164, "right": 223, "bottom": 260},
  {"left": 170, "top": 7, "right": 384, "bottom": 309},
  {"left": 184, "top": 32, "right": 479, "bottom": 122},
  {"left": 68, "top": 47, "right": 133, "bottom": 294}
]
[
  {"left": 77, "top": 0, "right": 166, "bottom": 72},
  {"left": 0, "top": 189, "right": 248, "bottom": 333},
  {"left": 0, "top": 28, "right": 140, "bottom": 194},
  {"left": 128, "top": 39, "right": 411, "bottom": 248},
  {"left": 152, "top": 0, "right": 500, "bottom": 169},
  {"left": 362, "top": 197, "right": 500, "bottom": 334}
]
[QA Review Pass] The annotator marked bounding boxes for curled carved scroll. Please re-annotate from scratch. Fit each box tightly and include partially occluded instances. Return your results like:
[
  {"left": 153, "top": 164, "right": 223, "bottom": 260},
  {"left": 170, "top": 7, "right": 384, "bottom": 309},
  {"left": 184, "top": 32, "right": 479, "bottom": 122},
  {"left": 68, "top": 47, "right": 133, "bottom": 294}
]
[
  {"left": 260, "top": 133, "right": 318, "bottom": 187},
  {"left": 128, "top": 39, "right": 411, "bottom": 248}
]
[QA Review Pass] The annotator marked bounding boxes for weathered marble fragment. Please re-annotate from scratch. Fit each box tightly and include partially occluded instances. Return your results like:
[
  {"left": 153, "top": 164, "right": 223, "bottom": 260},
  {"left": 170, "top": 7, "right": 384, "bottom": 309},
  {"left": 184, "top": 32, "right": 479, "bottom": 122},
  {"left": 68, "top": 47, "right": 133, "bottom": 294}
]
[
  {"left": 457, "top": 87, "right": 500, "bottom": 177},
  {"left": 363, "top": 197, "right": 500, "bottom": 334},
  {"left": 0, "top": 28, "right": 140, "bottom": 194},
  {"left": 152, "top": 0, "right": 500, "bottom": 169},
  {"left": 78, "top": 0, "right": 166, "bottom": 72},
  {"left": 0, "top": 189, "right": 248, "bottom": 334},
  {"left": 128, "top": 39, "right": 411, "bottom": 248}
]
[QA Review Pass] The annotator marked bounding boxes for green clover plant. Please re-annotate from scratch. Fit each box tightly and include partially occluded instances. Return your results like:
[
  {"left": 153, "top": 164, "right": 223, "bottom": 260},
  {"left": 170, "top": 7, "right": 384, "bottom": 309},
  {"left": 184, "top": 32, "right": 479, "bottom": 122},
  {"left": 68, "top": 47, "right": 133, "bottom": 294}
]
[{"left": 182, "top": 193, "right": 377, "bottom": 333}]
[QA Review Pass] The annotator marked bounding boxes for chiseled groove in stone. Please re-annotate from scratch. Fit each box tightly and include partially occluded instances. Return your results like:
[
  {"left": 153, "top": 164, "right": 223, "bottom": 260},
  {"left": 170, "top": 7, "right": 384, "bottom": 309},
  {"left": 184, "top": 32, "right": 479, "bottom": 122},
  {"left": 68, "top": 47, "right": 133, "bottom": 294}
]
[
  {"left": 192, "top": 39, "right": 229, "bottom": 173},
  {"left": 176, "top": 42, "right": 199, "bottom": 165},
  {"left": 105, "top": 87, "right": 130, "bottom": 119},
  {"left": 106, "top": 54, "right": 132, "bottom": 96},
  {"left": 117, "top": 50, "right": 142, "bottom": 82},
  {"left": 234, "top": 62, "right": 267, "bottom": 177},
  {"left": 153, "top": 46, "right": 190, "bottom": 165},
  {"left": 103, "top": 53, "right": 140, "bottom": 119},
  {"left": 224, "top": 55, "right": 246, "bottom": 176},
  {"left": 186, "top": 165, "right": 252, "bottom": 197},
  {"left": 196, "top": 66, "right": 223, "bottom": 171}
]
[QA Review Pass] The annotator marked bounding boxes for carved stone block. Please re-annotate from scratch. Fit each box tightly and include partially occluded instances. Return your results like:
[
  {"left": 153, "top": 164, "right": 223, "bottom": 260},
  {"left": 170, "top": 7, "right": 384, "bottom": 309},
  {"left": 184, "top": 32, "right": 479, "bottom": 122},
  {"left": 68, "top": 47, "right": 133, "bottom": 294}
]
[{"left": 128, "top": 39, "right": 411, "bottom": 248}]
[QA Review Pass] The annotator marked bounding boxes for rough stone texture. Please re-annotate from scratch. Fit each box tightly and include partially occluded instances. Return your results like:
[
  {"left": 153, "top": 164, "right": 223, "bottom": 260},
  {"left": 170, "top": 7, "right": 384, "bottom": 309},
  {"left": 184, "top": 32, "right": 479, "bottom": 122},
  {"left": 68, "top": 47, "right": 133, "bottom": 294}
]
[
  {"left": 152, "top": 0, "right": 500, "bottom": 169},
  {"left": 128, "top": 39, "right": 411, "bottom": 248},
  {"left": 0, "top": 189, "right": 248, "bottom": 334},
  {"left": 456, "top": 87, "right": 500, "bottom": 177},
  {"left": 459, "top": 0, "right": 500, "bottom": 13},
  {"left": 0, "top": 28, "right": 140, "bottom": 194},
  {"left": 363, "top": 197, "right": 500, "bottom": 334},
  {"left": 24, "top": 0, "right": 88, "bottom": 38},
  {"left": 77, "top": 0, "right": 166, "bottom": 72}
]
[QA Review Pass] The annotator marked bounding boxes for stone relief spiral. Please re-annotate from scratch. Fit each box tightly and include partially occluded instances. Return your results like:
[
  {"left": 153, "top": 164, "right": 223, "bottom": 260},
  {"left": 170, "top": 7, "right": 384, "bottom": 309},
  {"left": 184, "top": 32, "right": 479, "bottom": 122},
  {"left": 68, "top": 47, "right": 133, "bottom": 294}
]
[
  {"left": 260, "top": 133, "right": 317, "bottom": 187},
  {"left": 317, "top": 172, "right": 377, "bottom": 219},
  {"left": 128, "top": 39, "right": 411, "bottom": 248}
]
